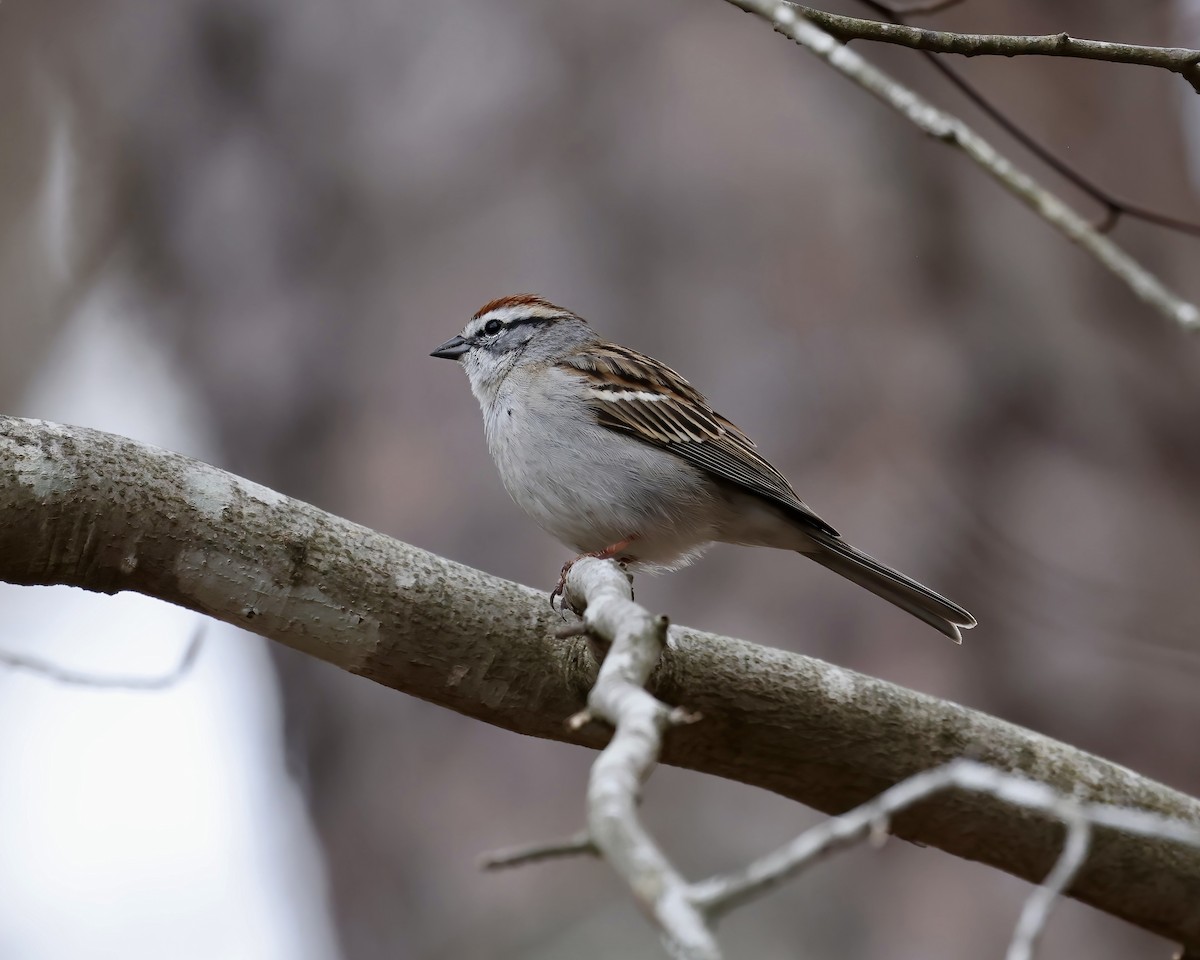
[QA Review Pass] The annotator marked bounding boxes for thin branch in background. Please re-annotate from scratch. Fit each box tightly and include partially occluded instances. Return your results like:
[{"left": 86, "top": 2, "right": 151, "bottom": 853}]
[
  {"left": 689, "top": 760, "right": 972, "bottom": 916},
  {"left": 726, "top": 0, "right": 1200, "bottom": 329},
  {"left": 790, "top": 5, "right": 1200, "bottom": 92},
  {"left": 1007, "top": 815, "right": 1092, "bottom": 960},
  {"left": 0, "top": 622, "right": 206, "bottom": 689},
  {"left": 855, "top": 0, "right": 1200, "bottom": 237},
  {"left": 480, "top": 831, "right": 597, "bottom": 870}
]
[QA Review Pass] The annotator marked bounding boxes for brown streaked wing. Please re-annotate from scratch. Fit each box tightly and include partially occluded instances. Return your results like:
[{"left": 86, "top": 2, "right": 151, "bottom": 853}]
[{"left": 563, "top": 343, "right": 838, "bottom": 537}]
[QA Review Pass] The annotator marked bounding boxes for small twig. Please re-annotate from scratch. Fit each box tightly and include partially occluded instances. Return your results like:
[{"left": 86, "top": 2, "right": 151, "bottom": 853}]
[
  {"left": 1007, "top": 814, "right": 1091, "bottom": 960},
  {"left": 690, "top": 759, "right": 1200, "bottom": 918},
  {"left": 788, "top": 5, "right": 1200, "bottom": 92},
  {"left": 0, "top": 622, "right": 206, "bottom": 689},
  {"left": 690, "top": 766, "right": 948, "bottom": 918},
  {"left": 667, "top": 706, "right": 704, "bottom": 726},
  {"left": 567, "top": 708, "right": 596, "bottom": 730},
  {"left": 726, "top": 0, "right": 1200, "bottom": 330},
  {"left": 480, "top": 831, "right": 597, "bottom": 870},
  {"left": 488, "top": 752, "right": 1200, "bottom": 959}
]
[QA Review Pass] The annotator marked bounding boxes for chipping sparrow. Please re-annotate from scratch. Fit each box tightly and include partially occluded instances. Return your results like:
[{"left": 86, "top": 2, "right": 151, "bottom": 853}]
[{"left": 431, "top": 294, "right": 976, "bottom": 642}]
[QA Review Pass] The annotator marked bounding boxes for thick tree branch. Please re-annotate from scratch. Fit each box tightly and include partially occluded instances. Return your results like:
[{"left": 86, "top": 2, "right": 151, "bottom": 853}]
[
  {"left": 790, "top": 5, "right": 1200, "bottom": 92},
  {"left": 725, "top": 0, "right": 1200, "bottom": 331},
  {"left": 2, "top": 416, "right": 1200, "bottom": 950}
]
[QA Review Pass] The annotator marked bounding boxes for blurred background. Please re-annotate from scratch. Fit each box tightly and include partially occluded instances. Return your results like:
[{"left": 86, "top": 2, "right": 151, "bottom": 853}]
[{"left": 1, "top": 0, "right": 1199, "bottom": 957}]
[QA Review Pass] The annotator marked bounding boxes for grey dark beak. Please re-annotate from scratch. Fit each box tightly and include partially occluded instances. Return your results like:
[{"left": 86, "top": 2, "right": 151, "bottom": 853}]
[{"left": 430, "top": 335, "right": 470, "bottom": 360}]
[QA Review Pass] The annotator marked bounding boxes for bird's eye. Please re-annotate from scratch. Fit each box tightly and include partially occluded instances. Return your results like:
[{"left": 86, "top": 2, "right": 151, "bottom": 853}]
[{"left": 483, "top": 319, "right": 503, "bottom": 335}]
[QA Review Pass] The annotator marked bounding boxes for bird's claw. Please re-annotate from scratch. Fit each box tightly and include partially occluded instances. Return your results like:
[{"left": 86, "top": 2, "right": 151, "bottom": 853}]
[
  {"left": 549, "top": 557, "right": 576, "bottom": 612},
  {"left": 550, "top": 537, "right": 639, "bottom": 613}
]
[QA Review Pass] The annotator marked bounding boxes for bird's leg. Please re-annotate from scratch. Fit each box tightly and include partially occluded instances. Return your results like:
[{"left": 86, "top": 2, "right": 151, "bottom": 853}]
[{"left": 550, "top": 535, "right": 640, "bottom": 610}]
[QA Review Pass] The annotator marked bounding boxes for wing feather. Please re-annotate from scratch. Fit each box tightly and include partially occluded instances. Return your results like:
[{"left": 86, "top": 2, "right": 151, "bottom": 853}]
[{"left": 563, "top": 343, "right": 838, "bottom": 537}]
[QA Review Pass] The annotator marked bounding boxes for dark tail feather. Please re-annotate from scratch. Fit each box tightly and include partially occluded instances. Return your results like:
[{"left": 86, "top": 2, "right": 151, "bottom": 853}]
[{"left": 805, "top": 534, "right": 976, "bottom": 643}]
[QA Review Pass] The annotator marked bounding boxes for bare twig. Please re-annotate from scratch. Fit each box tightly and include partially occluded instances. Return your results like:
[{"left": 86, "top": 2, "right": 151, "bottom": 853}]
[
  {"left": 480, "top": 831, "right": 597, "bottom": 870},
  {"left": 0, "top": 622, "right": 206, "bottom": 689},
  {"left": 486, "top": 729, "right": 1200, "bottom": 958},
  {"left": 726, "top": 0, "right": 1200, "bottom": 330},
  {"left": 692, "top": 760, "right": 1200, "bottom": 957},
  {"left": 690, "top": 760, "right": 965, "bottom": 917},
  {"left": 489, "top": 560, "right": 727, "bottom": 955},
  {"left": 484, "top": 750, "right": 1200, "bottom": 959},
  {"left": 562, "top": 558, "right": 719, "bottom": 960},
  {"left": 789, "top": 5, "right": 1200, "bottom": 92},
  {"left": 1007, "top": 814, "right": 1091, "bottom": 960},
  {"left": 855, "top": 0, "right": 1200, "bottom": 237},
  {"left": 555, "top": 619, "right": 591, "bottom": 639}
]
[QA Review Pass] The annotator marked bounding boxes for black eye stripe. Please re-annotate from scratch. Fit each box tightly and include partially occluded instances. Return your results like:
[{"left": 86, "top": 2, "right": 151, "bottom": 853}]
[{"left": 476, "top": 315, "right": 559, "bottom": 338}]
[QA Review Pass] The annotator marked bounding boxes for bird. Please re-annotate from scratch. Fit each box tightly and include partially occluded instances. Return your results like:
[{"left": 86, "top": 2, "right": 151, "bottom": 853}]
[{"left": 431, "top": 294, "right": 975, "bottom": 642}]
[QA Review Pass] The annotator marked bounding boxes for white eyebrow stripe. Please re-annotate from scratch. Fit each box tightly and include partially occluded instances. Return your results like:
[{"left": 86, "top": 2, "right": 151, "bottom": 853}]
[{"left": 468, "top": 306, "right": 565, "bottom": 339}]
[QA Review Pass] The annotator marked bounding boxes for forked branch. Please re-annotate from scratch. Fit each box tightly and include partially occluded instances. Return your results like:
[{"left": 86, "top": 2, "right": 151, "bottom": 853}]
[
  {"left": 725, "top": 0, "right": 1200, "bottom": 330},
  {"left": 485, "top": 567, "right": 1200, "bottom": 959}
]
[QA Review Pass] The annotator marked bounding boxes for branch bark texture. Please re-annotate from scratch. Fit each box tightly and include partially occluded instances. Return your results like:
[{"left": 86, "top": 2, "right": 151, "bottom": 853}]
[{"left": 2, "top": 416, "right": 1199, "bottom": 949}]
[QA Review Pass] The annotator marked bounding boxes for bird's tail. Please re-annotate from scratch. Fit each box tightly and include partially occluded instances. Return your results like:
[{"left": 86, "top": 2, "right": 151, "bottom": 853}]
[{"left": 804, "top": 533, "right": 975, "bottom": 643}]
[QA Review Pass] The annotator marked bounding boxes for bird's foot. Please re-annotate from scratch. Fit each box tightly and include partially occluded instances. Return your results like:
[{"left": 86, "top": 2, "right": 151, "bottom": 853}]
[
  {"left": 549, "top": 536, "right": 639, "bottom": 611},
  {"left": 550, "top": 558, "right": 577, "bottom": 611}
]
